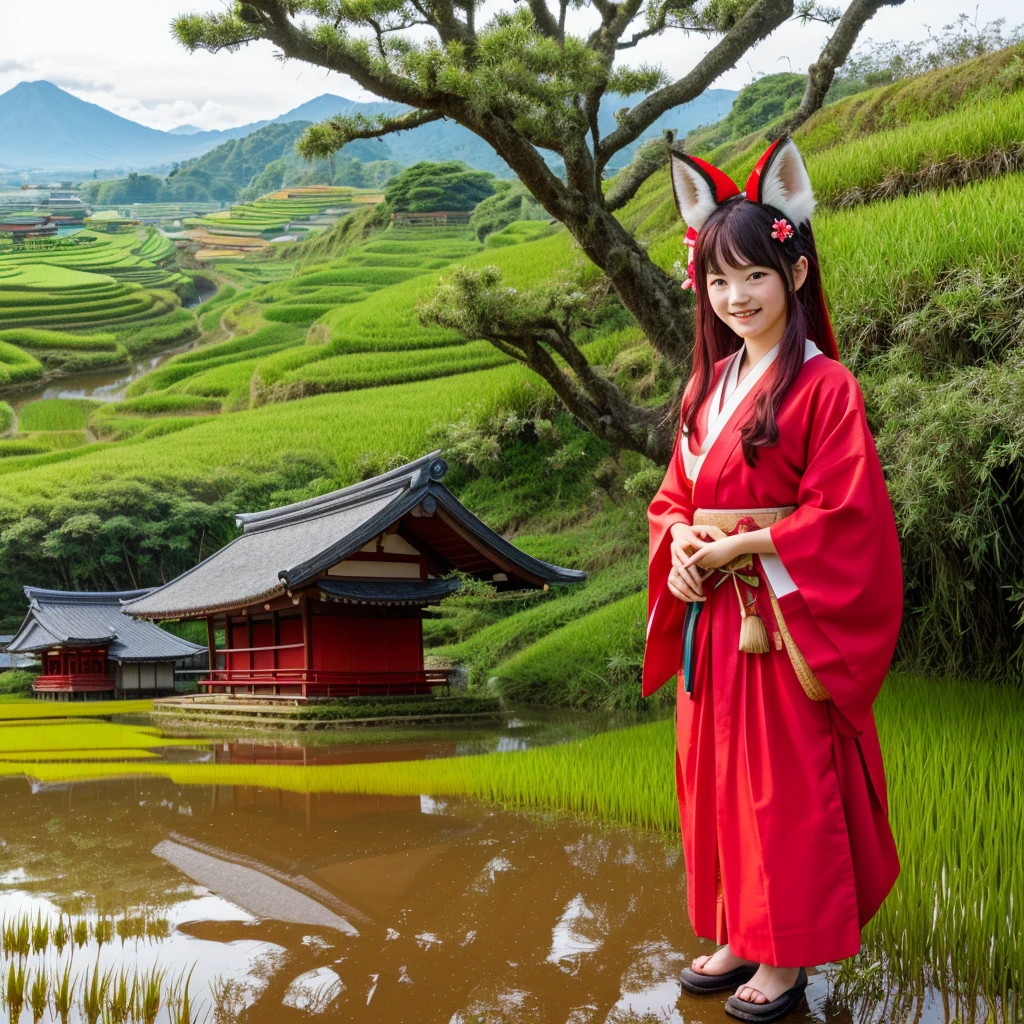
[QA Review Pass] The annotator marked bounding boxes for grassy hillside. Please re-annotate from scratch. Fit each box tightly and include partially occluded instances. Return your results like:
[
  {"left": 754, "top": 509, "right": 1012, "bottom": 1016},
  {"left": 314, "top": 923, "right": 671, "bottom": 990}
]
[{"left": 2, "top": 42, "right": 1024, "bottom": 687}]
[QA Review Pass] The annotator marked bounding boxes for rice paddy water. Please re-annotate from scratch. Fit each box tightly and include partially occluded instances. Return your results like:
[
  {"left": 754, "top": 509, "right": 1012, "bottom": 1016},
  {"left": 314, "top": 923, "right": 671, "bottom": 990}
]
[{"left": 0, "top": 674, "right": 1018, "bottom": 1022}]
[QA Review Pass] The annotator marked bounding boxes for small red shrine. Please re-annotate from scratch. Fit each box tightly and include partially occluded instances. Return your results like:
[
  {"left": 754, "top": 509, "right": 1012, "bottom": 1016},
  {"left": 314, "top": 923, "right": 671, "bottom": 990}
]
[
  {"left": 5, "top": 588, "right": 205, "bottom": 699},
  {"left": 125, "top": 452, "right": 585, "bottom": 699}
]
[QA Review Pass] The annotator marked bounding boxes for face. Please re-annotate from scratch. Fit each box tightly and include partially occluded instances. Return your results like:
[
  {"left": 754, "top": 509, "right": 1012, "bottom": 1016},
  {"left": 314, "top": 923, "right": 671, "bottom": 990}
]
[{"left": 705, "top": 256, "right": 808, "bottom": 345}]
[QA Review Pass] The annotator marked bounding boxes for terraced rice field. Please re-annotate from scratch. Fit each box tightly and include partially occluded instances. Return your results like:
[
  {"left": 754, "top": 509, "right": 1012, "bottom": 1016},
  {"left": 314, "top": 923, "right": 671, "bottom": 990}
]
[
  {"left": 189, "top": 187, "right": 383, "bottom": 254},
  {"left": 0, "top": 228, "right": 200, "bottom": 403}
]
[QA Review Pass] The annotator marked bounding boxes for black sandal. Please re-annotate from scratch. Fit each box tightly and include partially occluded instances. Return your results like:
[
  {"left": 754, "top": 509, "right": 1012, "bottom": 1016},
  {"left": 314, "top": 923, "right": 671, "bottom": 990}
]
[
  {"left": 680, "top": 957, "right": 758, "bottom": 995},
  {"left": 724, "top": 966, "right": 808, "bottom": 1022}
]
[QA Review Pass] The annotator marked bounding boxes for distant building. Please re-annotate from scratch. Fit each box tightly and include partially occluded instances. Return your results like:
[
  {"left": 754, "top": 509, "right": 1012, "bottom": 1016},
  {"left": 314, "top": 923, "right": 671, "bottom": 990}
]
[
  {"left": 390, "top": 211, "right": 473, "bottom": 227},
  {"left": 125, "top": 452, "right": 585, "bottom": 700},
  {"left": 0, "top": 214, "right": 58, "bottom": 240},
  {"left": 83, "top": 211, "right": 140, "bottom": 233},
  {"left": 5, "top": 588, "right": 205, "bottom": 700},
  {"left": 0, "top": 636, "right": 36, "bottom": 673}
]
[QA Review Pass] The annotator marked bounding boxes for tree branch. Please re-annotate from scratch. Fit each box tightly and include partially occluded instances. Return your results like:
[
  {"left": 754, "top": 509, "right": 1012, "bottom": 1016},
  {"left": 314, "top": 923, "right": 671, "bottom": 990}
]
[
  {"left": 603, "top": 130, "right": 675, "bottom": 212},
  {"left": 298, "top": 109, "right": 446, "bottom": 160},
  {"left": 595, "top": 0, "right": 793, "bottom": 169},
  {"left": 774, "top": 0, "right": 907, "bottom": 135}
]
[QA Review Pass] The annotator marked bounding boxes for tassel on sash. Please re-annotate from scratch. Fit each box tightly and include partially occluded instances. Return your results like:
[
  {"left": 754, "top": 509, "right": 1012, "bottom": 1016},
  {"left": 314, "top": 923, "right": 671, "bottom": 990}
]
[{"left": 679, "top": 506, "right": 831, "bottom": 702}]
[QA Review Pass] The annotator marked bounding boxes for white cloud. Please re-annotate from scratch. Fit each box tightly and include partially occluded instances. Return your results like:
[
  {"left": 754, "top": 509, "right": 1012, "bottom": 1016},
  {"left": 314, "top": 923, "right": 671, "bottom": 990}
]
[{"left": 0, "top": 0, "right": 1020, "bottom": 132}]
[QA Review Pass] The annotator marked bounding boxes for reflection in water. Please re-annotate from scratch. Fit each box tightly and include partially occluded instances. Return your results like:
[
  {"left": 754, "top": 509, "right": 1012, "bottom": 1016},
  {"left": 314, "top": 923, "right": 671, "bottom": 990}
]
[{"left": 0, "top": 774, "right": 986, "bottom": 1023}]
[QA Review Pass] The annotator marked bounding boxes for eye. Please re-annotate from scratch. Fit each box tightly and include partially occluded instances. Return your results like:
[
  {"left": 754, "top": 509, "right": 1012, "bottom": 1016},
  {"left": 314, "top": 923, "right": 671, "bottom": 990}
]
[
  {"left": 709, "top": 277, "right": 726, "bottom": 287},
  {"left": 749, "top": 271, "right": 767, "bottom": 281}
]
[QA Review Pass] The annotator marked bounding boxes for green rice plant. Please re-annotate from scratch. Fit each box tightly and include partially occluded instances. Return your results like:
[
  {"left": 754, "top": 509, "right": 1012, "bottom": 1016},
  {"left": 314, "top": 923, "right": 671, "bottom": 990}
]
[
  {"left": 28, "top": 968, "right": 46, "bottom": 1024},
  {"left": 73, "top": 919, "right": 90, "bottom": 949},
  {"left": 134, "top": 965, "right": 167, "bottom": 1024},
  {"left": 492, "top": 591, "right": 648, "bottom": 709},
  {"left": 0, "top": 329, "right": 120, "bottom": 352},
  {"left": 30, "top": 910, "right": 48, "bottom": 954},
  {"left": 52, "top": 961, "right": 74, "bottom": 1024},
  {"left": 6, "top": 962, "right": 26, "bottom": 1024},
  {"left": 14, "top": 431, "right": 90, "bottom": 453},
  {"left": 0, "top": 401, "right": 13, "bottom": 436},
  {"left": 9, "top": 914, "right": 30, "bottom": 959},
  {"left": 105, "top": 968, "right": 130, "bottom": 1024},
  {"left": 17, "top": 400, "right": 100, "bottom": 432},
  {"left": 52, "top": 916, "right": 69, "bottom": 954},
  {"left": 0, "top": 439, "right": 50, "bottom": 458},
  {"left": 0, "top": 341, "right": 43, "bottom": 387},
  {"left": 265, "top": 341, "right": 511, "bottom": 398},
  {"left": 166, "top": 966, "right": 197, "bottom": 1024},
  {"left": 93, "top": 917, "right": 112, "bottom": 946},
  {"left": 0, "top": 700, "right": 153, "bottom": 721},
  {"left": 80, "top": 960, "right": 108, "bottom": 1024},
  {"left": 720, "top": 89, "right": 1024, "bottom": 209}
]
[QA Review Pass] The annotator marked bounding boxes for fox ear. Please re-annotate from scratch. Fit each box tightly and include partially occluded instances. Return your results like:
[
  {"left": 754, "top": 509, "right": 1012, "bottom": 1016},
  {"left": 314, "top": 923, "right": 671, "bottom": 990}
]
[
  {"left": 745, "top": 136, "right": 815, "bottom": 226},
  {"left": 669, "top": 147, "right": 741, "bottom": 232}
]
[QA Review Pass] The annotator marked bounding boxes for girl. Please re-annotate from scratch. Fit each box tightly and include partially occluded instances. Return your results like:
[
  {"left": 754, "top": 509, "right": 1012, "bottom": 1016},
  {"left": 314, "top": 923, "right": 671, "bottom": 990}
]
[{"left": 643, "top": 137, "right": 902, "bottom": 1023}]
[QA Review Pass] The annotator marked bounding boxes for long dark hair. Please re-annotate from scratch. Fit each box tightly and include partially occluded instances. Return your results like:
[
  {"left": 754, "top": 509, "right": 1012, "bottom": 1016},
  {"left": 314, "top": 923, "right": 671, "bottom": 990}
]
[{"left": 679, "top": 197, "right": 837, "bottom": 468}]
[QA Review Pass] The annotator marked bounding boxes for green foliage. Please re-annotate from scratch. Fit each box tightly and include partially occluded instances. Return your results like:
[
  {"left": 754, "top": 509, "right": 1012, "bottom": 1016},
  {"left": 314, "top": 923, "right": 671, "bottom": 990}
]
[
  {"left": 79, "top": 172, "right": 163, "bottom": 205},
  {"left": 468, "top": 181, "right": 546, "bottom": 241},
  {"left": 0, "top": 402, "right": 13, "bottom": 436},
  {"left": 829, "top": 14, "right": 1024, "bottom": 100},
  {"left": 687, "top": 73, "right": 806, "bottom": 155},
  {"left": 384, "top": 161, "right": 498, "bottom": 213},
  {"left": 297, "top": 694, "right": 502, "bottom": 721},
  {"left": 715, "top": 40, "right": 1024, "bottom": 177},
  {"left": 492, "top": 592, "right": 650, "bottom": 709},
  {"left": 0, "top": 671, "right": 35, "bottom": 697}
]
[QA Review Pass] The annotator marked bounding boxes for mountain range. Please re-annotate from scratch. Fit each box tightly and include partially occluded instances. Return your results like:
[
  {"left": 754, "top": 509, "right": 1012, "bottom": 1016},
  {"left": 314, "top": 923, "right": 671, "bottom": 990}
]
[{"left": 0, "top": 80, "right": 738, "bottom": 177}]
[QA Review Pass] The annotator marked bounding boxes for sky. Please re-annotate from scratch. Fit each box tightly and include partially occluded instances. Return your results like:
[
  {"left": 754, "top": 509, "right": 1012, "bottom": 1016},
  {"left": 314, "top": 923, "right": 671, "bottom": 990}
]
[{"left": 0, "top": 0, "right": 1019, "bottom": 131}]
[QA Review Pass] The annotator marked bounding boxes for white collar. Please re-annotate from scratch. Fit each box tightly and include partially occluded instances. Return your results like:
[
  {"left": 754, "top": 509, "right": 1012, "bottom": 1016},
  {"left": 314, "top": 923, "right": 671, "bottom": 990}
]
[{"left": 683, "top": 338, "right": 822, "bottom": 484}]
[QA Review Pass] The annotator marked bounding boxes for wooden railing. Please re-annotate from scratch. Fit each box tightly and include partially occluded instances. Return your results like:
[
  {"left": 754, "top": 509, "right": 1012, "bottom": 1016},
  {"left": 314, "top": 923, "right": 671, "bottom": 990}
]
[
  {"left": 199, "top": 668, "right": 454, "bottom": 698},
  {"left": 33, "top": 674, "right": 115, "bottom": 693}
]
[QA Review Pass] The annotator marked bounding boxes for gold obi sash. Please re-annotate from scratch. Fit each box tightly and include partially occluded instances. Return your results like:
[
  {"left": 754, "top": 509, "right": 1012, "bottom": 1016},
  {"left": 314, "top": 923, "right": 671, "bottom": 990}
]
[{"left": 690, "top": 506, "right": 829, "bottom": 702}]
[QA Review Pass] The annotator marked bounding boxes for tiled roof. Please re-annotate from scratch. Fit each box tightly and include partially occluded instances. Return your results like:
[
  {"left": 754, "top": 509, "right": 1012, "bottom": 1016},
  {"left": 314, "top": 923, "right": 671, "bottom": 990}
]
[
  {"left": 125, "top": 451, "right": 585, "bottom": 620},
  {"left": 5, "top": 588, "right": 204, "bottom": 661}
]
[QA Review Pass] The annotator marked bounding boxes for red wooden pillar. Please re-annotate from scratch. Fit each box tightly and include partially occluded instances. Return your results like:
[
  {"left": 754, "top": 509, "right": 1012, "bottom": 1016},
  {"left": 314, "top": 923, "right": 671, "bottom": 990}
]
[
  {"left": 301, "top": 596, "right": 313, "bottom": 682},
  {"left": 206, "top": 617, "right": 216, "bottom": 687}
]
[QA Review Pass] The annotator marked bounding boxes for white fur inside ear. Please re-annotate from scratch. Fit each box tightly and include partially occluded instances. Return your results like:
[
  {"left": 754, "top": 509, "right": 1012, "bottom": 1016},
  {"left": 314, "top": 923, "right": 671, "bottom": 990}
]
[
  {"left": 670, "top": 154, "right": 720, "bottom": 232},
  {"left": 760, "top": 140, "right": 816, "bottom": 226}
]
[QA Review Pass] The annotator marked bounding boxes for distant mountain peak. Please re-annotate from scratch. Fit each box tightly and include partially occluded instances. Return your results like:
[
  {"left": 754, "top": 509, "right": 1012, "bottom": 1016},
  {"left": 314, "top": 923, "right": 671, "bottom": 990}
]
[{"left": 168, "top": 124, "right": 203, "bottom": 135}]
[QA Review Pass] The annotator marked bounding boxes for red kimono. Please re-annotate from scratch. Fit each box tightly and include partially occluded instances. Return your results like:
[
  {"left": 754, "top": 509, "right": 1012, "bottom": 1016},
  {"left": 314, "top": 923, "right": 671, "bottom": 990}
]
[{"left": 643, "top": 338, "right": 902, "bottom": 967}]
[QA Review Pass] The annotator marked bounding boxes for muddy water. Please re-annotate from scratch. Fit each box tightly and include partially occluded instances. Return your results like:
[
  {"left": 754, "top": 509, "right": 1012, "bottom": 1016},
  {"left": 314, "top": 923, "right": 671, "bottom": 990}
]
[{"left": 0, "top": 773, "right": 836, "bottom": 1024}]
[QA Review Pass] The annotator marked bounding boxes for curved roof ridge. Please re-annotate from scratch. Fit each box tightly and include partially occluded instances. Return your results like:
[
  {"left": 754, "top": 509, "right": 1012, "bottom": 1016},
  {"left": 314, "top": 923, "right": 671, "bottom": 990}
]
[
  {"left": 236, "top": 450, "right": 446, "bottom": 533},
  {"left": 25, "top": 586, "right": 156, "bottom": 604}
]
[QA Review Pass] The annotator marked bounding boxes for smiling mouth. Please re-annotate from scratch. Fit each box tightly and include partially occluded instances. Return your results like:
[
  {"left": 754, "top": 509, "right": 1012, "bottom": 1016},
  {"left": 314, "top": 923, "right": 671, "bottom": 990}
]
[{"left": 731, "top": 308, "right": 761, "bottom": 320}]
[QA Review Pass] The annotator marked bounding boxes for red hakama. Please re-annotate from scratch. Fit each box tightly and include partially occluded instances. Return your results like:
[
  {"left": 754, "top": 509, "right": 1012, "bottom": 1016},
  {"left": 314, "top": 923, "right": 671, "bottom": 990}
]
[{"left": 643, "top": 339, "right": 902, "bottom": 967}]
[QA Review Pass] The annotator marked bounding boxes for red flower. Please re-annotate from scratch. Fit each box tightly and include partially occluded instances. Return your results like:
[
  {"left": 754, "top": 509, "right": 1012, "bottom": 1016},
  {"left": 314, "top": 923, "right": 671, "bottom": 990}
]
[{"left": 771, "top": 218, "right": 794, "bottom": 243}]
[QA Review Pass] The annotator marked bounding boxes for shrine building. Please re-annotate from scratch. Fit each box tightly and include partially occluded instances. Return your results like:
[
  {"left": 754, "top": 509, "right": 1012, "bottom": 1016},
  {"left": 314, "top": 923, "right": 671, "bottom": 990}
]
[
  {"left": 124, "top": 452, "right": 585, "bottom": 699},
  {"left": 5, "top": 588, "right": 205, "bottom": 700}
]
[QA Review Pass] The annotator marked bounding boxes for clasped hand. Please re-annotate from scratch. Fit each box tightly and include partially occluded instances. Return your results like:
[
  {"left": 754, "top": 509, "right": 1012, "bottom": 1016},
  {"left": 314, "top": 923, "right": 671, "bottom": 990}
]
[{"left": 667, "top": 523, "right": 742, "bottom": 603}]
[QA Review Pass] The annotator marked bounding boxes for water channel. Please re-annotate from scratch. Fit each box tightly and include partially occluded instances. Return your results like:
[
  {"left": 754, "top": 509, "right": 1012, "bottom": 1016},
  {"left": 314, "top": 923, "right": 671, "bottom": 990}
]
[
  {"left": 0, "top": 710, "right": 982, "bottom": 1024},
  {"left": 4, "top": 277, "right": 218, "bottom": 414}
]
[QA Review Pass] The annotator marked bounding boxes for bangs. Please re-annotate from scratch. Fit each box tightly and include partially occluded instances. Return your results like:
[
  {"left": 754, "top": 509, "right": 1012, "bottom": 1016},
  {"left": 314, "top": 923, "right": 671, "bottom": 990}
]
[{"left": 696, "top": 199, "right": 789, "bottom": 278}]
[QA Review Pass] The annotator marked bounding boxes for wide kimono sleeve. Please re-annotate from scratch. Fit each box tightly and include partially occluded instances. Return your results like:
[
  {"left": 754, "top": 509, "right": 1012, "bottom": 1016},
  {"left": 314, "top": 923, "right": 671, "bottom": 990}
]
[
  {"left": 642, "top": 424, "right": 697, "bottom": 697},
  {"left": 768, "top": 363, "right": 903, "bottom": 738}
]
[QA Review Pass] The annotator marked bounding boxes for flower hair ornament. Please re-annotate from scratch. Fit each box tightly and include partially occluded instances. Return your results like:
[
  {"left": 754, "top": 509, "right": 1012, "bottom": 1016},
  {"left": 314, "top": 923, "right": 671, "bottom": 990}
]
[{"left": 669, "top": 135, "right": 815, "bottom": 289}]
